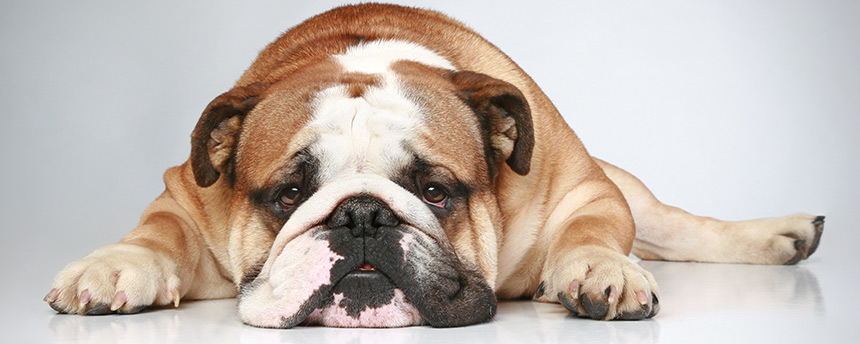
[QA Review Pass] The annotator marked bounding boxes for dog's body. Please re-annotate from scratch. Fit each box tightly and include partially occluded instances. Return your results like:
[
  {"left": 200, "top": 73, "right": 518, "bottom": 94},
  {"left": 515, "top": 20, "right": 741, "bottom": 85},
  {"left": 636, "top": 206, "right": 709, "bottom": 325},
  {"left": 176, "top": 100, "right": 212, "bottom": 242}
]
[{"left": 45, "top": 4, "right": 823, "bottom": 328}]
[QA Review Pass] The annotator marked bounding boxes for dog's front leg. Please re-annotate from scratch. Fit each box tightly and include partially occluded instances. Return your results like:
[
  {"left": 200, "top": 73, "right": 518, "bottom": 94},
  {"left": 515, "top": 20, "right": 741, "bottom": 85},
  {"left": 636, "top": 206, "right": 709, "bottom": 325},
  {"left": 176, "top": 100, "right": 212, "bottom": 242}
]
[
  {"left": 44, "top": 165, "right": 235, "bottom": 315},
  {"left": 534, "top": 179, "right": 660, "bottom": 320}
]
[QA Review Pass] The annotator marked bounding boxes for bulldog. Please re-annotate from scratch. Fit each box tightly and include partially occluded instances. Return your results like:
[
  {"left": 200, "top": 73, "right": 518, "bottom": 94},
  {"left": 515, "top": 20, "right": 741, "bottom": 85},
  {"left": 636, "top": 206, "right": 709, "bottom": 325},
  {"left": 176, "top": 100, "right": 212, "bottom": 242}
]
[{"left": 44, "top": 4, "right": 824, "bottom": 328}]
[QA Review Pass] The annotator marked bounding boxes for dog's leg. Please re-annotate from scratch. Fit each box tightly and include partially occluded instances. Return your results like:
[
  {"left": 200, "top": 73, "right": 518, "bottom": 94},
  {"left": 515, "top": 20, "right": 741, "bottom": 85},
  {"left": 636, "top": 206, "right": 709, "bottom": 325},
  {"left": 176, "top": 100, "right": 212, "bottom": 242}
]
[
  {"left": 594, "top": 158, "right": 824, "bottom": 265},
  {"left": 535, "top": 176, "right": 660, "bottom": 320},
  {"left": 45, "top": 165, "right": 236, "bottom": 315}
]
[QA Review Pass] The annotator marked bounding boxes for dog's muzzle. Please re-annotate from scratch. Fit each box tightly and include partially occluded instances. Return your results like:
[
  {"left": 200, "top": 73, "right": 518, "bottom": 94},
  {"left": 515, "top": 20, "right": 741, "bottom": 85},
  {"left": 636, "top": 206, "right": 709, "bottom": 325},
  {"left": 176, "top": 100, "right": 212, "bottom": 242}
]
[{"left": 237, "top": 177, "right": 496, "bottom": 328}]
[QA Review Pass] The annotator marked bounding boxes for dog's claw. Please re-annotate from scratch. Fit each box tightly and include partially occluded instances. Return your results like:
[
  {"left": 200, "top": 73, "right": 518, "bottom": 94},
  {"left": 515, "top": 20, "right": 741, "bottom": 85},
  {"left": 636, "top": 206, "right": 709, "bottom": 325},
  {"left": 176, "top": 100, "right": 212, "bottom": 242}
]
[
  {"left": 636, "top": 291, "right": 649, "bottom": 306},
  {"left": 78, "top": 290, "right": 91, "bottom": 313},
  {"left": 110, "top": 291, "right": 127, "bottom": 311},
  {"left": 812, "top": 216, "right": 825, "bottom": 227},
  {"left": 534, "top": 281, "right": 546, "bottom": 299},
  {"left": 606, "top": 285, "right": 618, "bottom": 304},
  {"left": 172, "top": 289, "right": 181, "bottom": 308},
  {"left": 569, "top": 280, "right": 581, "bottom": 300},
  {"left": 44, "top": 289, "right": 59, "bottom": 303},
  {"left": 808, "top": 215, "right": 825, "bottom": 256}
]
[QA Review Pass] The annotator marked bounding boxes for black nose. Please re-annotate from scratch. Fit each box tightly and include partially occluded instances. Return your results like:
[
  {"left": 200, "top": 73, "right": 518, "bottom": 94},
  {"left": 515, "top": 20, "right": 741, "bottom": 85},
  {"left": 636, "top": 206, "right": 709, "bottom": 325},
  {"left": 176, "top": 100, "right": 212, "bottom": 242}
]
[{"left": 327, "top": 195, "right": 401, "bottom": 237}]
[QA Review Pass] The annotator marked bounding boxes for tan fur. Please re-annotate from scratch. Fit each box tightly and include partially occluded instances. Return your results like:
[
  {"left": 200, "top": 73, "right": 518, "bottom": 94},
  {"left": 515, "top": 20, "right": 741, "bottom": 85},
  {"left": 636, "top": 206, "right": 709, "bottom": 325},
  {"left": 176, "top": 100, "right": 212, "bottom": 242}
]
[{"left": 46, "top": 4, "right": 821, "bottom": 322}]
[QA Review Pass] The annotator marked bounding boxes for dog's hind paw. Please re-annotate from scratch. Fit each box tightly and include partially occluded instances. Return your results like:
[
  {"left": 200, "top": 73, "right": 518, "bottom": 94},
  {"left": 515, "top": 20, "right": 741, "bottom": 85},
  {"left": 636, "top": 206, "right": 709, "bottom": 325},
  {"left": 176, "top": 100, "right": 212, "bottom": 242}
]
[{"left": 718, "top": 213, "right": 825, "bottom": 265}]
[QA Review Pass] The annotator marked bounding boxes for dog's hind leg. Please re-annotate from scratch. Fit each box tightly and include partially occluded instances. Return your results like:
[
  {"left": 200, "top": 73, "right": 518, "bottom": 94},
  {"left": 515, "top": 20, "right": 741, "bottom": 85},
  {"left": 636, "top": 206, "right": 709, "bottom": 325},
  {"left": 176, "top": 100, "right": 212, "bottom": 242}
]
[{"left": 593, "top": 158, "right": 824, "bottom": 265}]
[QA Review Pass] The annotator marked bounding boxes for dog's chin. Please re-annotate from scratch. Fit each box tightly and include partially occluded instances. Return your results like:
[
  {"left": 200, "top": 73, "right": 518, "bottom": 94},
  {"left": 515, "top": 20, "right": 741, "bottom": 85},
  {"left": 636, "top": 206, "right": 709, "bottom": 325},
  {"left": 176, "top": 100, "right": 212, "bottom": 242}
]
[{"left": 300, "top": 271, "right": 424, "bottom": 327}]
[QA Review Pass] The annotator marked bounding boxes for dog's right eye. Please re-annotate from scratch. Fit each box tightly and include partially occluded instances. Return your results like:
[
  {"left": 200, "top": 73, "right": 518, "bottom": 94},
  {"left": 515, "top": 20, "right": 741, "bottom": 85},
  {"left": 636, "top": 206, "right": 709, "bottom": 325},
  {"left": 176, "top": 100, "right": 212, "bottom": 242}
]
[
  {"left": 421, "top": 183, "right": 448, "bottom": 208},
  {"left": 276, "top": 185, "right": 303, "bottom": 211}
]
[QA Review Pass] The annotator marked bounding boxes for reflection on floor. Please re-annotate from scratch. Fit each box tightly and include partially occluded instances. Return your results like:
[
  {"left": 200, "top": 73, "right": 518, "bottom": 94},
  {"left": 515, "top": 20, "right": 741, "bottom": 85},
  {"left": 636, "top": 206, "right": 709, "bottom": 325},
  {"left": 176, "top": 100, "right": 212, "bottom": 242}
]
[{"left": 44, "top": 260, "right": 830, "bottom": 344}]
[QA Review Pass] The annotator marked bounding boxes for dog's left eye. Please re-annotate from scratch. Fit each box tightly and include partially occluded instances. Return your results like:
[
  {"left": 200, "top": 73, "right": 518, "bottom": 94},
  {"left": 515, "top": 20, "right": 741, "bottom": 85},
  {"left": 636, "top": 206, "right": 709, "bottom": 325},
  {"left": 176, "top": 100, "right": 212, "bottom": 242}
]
[
  {"left": 277, "top": 185, "right": 303, "bottom": 210},
  {"left": 421, "top": 183, "right": 448, "bottom": 208}
]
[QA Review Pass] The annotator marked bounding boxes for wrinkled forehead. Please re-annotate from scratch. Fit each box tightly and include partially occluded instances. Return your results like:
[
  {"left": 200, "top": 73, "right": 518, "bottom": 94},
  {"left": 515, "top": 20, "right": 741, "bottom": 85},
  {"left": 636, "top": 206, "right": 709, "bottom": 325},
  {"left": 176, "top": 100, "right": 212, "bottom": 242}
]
[{"left": 237, "top": 40, "right": 487, "bottom": 187}]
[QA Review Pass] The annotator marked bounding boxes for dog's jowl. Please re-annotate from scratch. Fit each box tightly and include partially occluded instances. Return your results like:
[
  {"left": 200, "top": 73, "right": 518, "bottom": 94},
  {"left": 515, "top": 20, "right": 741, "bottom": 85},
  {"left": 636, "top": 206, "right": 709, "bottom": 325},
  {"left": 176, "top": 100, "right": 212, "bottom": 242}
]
[{"left": 45, "top": 4, "right": 823, "bottom": 328}]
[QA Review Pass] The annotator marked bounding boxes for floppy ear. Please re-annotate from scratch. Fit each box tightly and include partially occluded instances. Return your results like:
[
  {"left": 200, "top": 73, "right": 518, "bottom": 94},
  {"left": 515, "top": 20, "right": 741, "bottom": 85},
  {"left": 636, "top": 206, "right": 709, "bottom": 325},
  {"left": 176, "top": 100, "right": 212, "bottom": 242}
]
[
  {"left": 449, "top": 71, "right": 534, "bottom": 177},
  {"left": 190, "top": 83, "right": 267, "bottom": 187}
]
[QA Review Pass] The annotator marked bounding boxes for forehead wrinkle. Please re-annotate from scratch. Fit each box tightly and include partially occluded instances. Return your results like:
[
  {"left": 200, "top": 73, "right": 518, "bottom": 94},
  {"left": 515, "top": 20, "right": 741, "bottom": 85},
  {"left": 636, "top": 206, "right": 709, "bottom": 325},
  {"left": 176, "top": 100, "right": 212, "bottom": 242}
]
[
  {"left": 256, "top": 129, "right": 321, "bottom": 189},
  {"left": 308, "top": 84, "right": 419, "bottom": 182},
  {"left": 392, "top": 64, "right": 487, "bottom": 184},
  {"left": 236, "top": 61, "right": 396, "bottom": 189}
]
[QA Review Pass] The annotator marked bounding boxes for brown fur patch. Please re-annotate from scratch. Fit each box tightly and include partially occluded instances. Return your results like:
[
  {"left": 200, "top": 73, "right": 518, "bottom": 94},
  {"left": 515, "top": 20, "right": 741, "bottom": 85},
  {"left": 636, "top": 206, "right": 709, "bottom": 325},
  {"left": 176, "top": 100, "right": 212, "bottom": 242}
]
[{"left": 341, "top": 72, "right": 380, "bottom": 98}]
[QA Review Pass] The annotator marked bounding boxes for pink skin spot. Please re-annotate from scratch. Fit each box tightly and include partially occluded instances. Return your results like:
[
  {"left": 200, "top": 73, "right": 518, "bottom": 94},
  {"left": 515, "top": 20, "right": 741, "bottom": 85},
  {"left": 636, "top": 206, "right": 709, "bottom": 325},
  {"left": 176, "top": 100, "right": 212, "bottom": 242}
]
[
  {"left": 270, "top": 234, "right": 343, "bottom": 300},
  {"left": 399, "top": 233, "right": 413, "bottom": 256},
  {"left": 302, "top": 289, "right": 423, "bottom": 327},
  {"left": 239, "top": 233, "right": 344, "bottom": 327}
]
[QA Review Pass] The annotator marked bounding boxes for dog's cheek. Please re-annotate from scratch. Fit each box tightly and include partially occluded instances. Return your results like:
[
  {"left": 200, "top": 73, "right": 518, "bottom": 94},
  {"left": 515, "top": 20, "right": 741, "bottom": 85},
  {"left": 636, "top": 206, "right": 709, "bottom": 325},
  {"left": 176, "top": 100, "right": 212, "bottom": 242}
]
[
  {"left": 238, "top": 233, "right": 348, "bottom": 328},
  {"left": 439, "top": 197, "right": 500, "bottom": 289},
  {"left": 384, "top": 228, "right": 497, "bottom": 327},
  {"left": 269, "top": 234, "right": 343, "bottom": 301},
  {"left": 228, "top": 215, "right": 277, "bottom": 285}
]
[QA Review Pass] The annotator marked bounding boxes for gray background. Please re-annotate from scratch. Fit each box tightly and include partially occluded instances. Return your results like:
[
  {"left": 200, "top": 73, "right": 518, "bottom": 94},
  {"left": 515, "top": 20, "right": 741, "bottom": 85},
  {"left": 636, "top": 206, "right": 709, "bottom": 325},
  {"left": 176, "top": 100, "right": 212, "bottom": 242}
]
[{"left": 1, "top": 0, "right": 858, "bottom": 343}]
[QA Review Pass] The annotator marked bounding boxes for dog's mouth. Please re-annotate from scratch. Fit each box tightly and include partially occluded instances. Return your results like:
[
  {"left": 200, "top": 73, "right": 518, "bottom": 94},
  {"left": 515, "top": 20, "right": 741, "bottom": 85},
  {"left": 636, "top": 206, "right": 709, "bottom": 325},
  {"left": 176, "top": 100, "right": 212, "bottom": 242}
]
[
  {"left": 299, "top": 256, "right": 420, "bottom": 327},
  {"left": 356, "top": 263, "right": 376, "bottom": 271}
]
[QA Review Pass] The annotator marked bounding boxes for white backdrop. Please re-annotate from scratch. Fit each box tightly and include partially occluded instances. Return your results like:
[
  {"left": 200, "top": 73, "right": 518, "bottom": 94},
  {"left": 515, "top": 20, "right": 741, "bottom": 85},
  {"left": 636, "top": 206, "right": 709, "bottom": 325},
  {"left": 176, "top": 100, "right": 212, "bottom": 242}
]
[{"left": 1, "top": 0, "right": 858, "bottom": 340}]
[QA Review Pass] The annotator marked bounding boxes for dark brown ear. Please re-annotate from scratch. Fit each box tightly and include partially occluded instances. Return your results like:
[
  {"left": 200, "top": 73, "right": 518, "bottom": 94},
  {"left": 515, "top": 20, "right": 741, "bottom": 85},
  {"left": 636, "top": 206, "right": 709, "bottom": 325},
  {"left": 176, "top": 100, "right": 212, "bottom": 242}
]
[
  {"left": 449, "top": 71, "right": 534, "bottom": 177},
  {"left": 190, "top": 83, "right": 267, "bottom": 187}
]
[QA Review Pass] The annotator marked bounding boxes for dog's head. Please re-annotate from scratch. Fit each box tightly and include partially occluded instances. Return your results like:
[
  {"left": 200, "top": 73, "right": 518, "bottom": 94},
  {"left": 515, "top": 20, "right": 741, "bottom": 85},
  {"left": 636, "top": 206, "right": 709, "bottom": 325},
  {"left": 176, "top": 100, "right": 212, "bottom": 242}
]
[{"left": 190, "top": 41, "right": 533, "bottom": 328}]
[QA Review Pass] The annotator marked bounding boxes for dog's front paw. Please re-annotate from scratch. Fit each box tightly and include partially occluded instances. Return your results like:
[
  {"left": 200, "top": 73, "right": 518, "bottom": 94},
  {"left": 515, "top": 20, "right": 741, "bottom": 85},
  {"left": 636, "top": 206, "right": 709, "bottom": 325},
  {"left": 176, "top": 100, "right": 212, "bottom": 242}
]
[
  {"left": 44, "top": 244, "right": 181, "bottom": 315},
  {"left": 536, "top": 245, "right": 659, "bottom": 320}
]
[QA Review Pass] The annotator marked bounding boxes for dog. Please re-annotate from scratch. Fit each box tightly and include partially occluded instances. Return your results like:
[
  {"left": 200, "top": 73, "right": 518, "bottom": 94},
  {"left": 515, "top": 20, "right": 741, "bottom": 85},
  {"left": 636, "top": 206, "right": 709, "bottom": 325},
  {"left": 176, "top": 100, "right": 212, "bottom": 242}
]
[{"left": 44, "top": 3, "right": 824, "bottom": 328}]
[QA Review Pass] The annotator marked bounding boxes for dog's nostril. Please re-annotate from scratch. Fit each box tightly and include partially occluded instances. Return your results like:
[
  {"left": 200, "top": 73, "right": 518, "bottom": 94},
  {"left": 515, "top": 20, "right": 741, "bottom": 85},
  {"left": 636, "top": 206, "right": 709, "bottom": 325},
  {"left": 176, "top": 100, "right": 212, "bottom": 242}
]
[
  {"left": 327, "top": 208, "right": 353, "bottom": 229},
  {"left": 374, "top": 207, "right": 400, "bottom": 228}
]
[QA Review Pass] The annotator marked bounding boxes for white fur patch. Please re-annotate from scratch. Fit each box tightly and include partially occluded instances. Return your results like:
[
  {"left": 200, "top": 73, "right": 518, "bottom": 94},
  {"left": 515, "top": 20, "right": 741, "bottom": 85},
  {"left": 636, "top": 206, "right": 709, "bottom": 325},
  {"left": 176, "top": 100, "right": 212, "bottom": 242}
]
[
  {"left": 308, "top": 40, "right": 456, "bottom": 184},
  {"left": 308, "top": 85, "right": 421, "bottom": 183},
  {"left": 334, "top": 40, "right": 456, "bottom": 75}
]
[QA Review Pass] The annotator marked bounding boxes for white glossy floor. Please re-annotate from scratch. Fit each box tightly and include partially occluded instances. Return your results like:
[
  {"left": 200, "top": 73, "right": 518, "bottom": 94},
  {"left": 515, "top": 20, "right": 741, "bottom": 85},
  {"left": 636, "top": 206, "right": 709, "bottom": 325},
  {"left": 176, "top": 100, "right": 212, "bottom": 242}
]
[
  {"left": 2, "top": 1, "right": 858, "bottom": 343},
  {"left": 18, "top": 256, "right": 854, "bottom": 344}
]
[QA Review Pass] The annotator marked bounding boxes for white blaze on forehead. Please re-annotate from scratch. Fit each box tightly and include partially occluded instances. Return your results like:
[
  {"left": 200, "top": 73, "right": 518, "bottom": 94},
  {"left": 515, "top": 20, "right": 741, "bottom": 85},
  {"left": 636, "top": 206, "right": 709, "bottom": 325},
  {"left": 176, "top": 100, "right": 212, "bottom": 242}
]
[
  {"left": 307, "top": 40, "right": 457, "bottom": 183},
  {"left": 334, "top": 40, "right": 456, "bottom": 74},
  {"left": 309, "top": 86, "right": 419, "bottom": 183}
]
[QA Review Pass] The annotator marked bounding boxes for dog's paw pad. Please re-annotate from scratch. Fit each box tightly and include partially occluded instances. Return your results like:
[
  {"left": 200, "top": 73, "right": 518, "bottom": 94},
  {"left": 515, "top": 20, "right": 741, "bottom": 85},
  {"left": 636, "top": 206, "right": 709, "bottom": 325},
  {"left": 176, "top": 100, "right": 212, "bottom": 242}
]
[{"left": 579, "top": 287, "right": 611, "bottom": 319}]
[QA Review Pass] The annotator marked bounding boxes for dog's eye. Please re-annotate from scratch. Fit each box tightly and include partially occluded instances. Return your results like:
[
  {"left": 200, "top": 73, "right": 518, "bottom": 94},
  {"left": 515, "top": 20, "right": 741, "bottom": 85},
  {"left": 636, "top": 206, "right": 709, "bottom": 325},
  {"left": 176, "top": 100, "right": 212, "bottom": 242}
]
[
  {"left": 421, "top": 183, "right": 448, "bottom": 207},
  {"left": 277, "top": 185, "right": 303, "bottom": 209}
]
